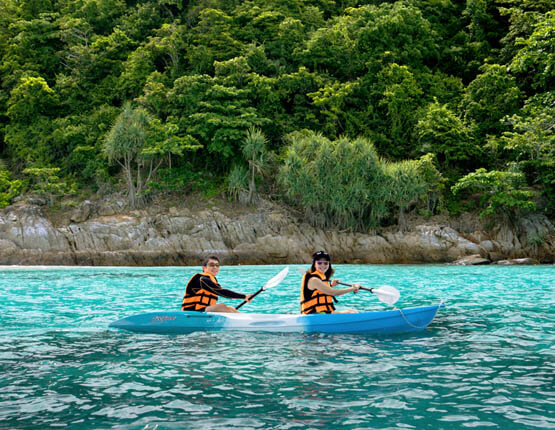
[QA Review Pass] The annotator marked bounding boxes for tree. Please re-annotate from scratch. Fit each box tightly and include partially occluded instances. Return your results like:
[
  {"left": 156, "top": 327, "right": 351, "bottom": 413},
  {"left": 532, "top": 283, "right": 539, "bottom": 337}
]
[
  {"left": 509, "top": 10, "right": 555, "bottom": 92},
  {"left": 103, "top": 102, "right": 198, "bottom": 207},
  {"left": 460, "top": 64, "right": 521, "bottom": 140},
  {"left": 499, "top": 92, "right": 554, "bottom": 163},
  {"left": 415, "top": 101, "right": 477, "bottom": 176},
  {"left": 302, "top": 16, "right": 359, "bottom": 79},
  {"left": 279, "top": 131, "right": 389, "bottom": 231},
  {"left": 308, "top": 79, "right": 359, "bottom": 138},
  {"left": 378, "top": 64, "right": 423, "bottom": 157},
  {"left": 23, "top": 167, "right": 72, "bottom": 206},
  {"left": 167, "top": 73, "right": 269, "bottom": 170},
  {"left": 226, "top": 164, "right": 248, "bottom": 202},
  {"left": 5, "top": 76, "right": 59, "bottom": 167},
  {"left": 242, "top": 127, "right": 268, "bottom": 204},
  {"left": 0, "top": 168, "right": 23, "bottom": 208},
  {"left": 353, "top": 3, "right": 440, "bottom": 75},
  {"left": 103, "top": 103, "right": 150, "bottom": 208},
  {"left": 415, "top": 153, "right": 446, "bottom": 216},
  {"left": 497, "top": 92, "right": 555, "bottom": 215},
  {"left": 383, "top": 160, "right": 427, "bottom": 232},
  {"left": 451, "top": 168, "right": 537, "bottom": 222},
  {"left": 188, "top": 8, "right": 242, "bottom": 74}
]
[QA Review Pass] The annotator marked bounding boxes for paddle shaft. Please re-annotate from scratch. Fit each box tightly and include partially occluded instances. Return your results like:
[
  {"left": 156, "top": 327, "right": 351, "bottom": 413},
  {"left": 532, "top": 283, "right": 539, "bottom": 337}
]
[
  {"left": 235, "top": 287, "right": 263, "bottom": 310},
  {"left": 235, "top": 266, "right": 290, "bottom": 310},
  {"left": 335, "top": 281, "right": 373, "bottom": 292}
]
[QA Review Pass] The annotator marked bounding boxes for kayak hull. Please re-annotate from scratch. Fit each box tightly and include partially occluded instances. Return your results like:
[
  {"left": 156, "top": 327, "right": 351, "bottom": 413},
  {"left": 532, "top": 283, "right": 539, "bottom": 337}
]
[{"left": 109, "top": 303, "right": 444, "bottom": 335}]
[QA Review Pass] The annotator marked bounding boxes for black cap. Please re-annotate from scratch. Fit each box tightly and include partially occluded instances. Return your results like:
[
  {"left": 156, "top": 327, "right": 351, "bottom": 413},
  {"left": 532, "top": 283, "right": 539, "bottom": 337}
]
[{"left": 312, "top": 250, "right": 330, "bottom": 261}]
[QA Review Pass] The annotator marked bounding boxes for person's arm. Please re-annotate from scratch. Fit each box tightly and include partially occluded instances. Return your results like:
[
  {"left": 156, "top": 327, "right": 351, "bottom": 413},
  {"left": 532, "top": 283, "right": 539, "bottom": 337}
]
[
  {"left": 308, "top": 277, "right": 358, "bottom": 296},
  {"left": 200, "top": 276, "right": 247, "bottom": 299}
]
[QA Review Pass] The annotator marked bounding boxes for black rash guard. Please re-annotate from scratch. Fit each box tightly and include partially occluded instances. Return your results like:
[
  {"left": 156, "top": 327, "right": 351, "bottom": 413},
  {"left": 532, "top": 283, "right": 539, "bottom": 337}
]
[{"left": 195, "top": 275, "right": 246, "bottom": 300}]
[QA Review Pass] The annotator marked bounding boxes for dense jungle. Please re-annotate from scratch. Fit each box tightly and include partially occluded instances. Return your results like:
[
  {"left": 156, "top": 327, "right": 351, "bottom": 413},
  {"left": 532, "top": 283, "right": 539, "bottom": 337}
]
[{"left": 0, "top": 0, "right": 553, "bottom": 234}]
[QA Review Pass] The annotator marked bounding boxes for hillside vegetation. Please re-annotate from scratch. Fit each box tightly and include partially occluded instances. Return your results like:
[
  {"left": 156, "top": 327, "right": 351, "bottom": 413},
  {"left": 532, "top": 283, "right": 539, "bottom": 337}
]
[{"left": 0, "top": 0, "right": 553, "bottom": 231}]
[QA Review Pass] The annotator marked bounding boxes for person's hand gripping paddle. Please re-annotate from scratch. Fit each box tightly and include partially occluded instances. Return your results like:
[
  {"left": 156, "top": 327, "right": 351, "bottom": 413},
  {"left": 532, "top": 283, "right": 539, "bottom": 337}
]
[
  {"left": 235, "top": 267, "right": 289, "bottom": 310},
  {"left": 335, "top": 282, "right": 400, "bottom": 305},
  {"left": 297, "top": 267, "right": 400, "bottom": 305}
]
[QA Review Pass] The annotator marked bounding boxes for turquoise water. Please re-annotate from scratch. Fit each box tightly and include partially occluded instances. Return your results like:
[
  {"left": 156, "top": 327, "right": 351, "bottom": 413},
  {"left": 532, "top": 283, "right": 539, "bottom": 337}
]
[{"left": 1, "top": 264, "right": 553, "bottom": 429}]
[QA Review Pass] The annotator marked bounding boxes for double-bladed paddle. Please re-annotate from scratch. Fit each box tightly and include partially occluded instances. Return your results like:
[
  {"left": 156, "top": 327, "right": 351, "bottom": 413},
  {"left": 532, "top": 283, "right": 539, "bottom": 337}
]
[
  {"left": 297, "top": 267, "right": 400, "bottom": 305},
  {"left": 235, "top": 266, "right": 289, "bottom": 310}
]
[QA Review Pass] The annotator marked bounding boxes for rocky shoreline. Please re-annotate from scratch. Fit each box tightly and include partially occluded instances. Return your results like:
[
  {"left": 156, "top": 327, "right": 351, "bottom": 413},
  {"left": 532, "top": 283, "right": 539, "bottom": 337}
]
[{"left": 0, "top": 197, "right": 553, "bottom": 266}]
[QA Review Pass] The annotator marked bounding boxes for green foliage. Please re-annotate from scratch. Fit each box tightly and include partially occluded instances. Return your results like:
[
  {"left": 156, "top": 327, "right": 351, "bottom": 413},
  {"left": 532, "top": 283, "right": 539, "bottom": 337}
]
[
  {"left": 104, "top": 102, "right": 198, "bottom": 207},
  {"left": 167, "top": 73, "right": 269, "bottom": 168},
  {"left": 451, "top": 168, "right": 537, "bottom": 220},
  {"left": 150, "top": 163, "right": 221, "bottom": 196},
  {"left": 226, "top": 164, "right": 248, "bottom": 202},
  {"left": 279, "top": 131, "right": 389, "bottom": 230},
  {"left": 0, "top": 169, "right": 23, "bottom": 208},
  {"left": 0, "top": 0, "right": 551, "bottom": 224},
  {"left": 499, "top": 92, "right": 554, "bottom": 163},
  {"left": 103, "top": 103, "right": 151, "bottom": 165},
  {"left": 308, "top": 80, "right": 358, "bottom": 138},
  {"left": 415, "top": 101, "right": 478, "bottom": 176},
  {"left": 302, "top": 16, "right": 359, "bottom": 79},
  {"left": 494, "top": 92, "right": 555, "bottom": 215},
  {"left": 189, "top": 8, "right": 242, "bottom": 74},
  {"left": 4, "top": 76, "right": 60, "bottom": 167},
  {"left": 460, "top": 64, "right": 522, "bottom": 140},
  {"left": 57, "top": 104, "right": 119, "bottom": 188},
  {"left": 6, "top": 76, "right": 57, "bottom": 122},
  {"left": 242, "top": 127, "right": 268, "bottom": 203},
  {"left": 378, "top": 64, "right": 423, "bottom": 156},
  {"left": 383, "top": 160, "right": 428, "bottom": 231},
  {"left": 509, "top": 10, "right": 555, "bottom": 91},
  {"left": 415, "top": 153, "right": 446, "bottom": 216},
  {"left": 22, "top": 167, "right": 73, "bottom": 206},
  {"left": 351, "top": 3, "right": 440, "bottom": 75}
]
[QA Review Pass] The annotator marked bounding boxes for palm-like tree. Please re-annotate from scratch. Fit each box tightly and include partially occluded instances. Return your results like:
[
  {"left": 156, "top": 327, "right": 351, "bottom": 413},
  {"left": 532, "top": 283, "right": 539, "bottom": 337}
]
[{"left": 242, "top": 127, "right": 268, "bottom": 204}]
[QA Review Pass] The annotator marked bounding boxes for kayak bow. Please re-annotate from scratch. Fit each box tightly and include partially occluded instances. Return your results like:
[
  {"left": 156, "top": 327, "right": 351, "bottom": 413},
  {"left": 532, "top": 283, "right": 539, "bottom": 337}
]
[{"left": 110, "top": 303, "right": 444, "bottom": 335}]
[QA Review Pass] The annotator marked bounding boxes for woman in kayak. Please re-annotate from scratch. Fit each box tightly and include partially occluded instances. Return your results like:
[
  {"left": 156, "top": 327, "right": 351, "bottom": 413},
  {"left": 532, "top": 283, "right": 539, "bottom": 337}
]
[
  {"left": 182, "top": 256, "right": 253, "bottom": 313},
  {"left": 300, "top": 251, "right": 360, "bottom": 314}
]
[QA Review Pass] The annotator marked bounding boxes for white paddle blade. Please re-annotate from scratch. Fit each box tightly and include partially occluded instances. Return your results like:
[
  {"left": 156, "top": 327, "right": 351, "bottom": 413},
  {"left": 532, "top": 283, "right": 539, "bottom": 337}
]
[
  {"left": 263, "top": 267, "right": 289, "bottom": 290},
  {"left": 373, "top": 285, "right": 400, "bottom": 305}
]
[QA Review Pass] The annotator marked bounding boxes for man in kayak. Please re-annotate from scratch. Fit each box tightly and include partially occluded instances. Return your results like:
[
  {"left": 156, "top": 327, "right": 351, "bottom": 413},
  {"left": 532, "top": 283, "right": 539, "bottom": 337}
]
[
  {"left": 181, "top": 256, "right": 253, "bottom": 313},
  {"left": 300, "top": 251, "right": 360, "bottom": 314}
]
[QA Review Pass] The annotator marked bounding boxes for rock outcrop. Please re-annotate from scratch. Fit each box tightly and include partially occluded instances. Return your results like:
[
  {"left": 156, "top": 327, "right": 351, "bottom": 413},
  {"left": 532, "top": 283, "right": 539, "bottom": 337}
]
[{"left": 0, "top": 198, "right": 553, "bottom": 266}]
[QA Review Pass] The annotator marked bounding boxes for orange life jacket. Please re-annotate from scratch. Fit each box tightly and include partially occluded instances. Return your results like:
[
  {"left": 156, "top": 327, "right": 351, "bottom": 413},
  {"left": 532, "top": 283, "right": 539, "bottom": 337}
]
[
  {"left": 300, "top": 270, "right": 336, "bottom": 314},
  {"left": 181, "top": 272, "right": 219, "bottom": 311}
]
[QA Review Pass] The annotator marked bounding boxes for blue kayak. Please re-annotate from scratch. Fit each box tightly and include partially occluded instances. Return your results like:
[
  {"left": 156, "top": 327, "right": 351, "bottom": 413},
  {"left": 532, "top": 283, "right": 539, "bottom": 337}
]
[{"left": 109, "top": 303, "right": 444, "bottom": 335}]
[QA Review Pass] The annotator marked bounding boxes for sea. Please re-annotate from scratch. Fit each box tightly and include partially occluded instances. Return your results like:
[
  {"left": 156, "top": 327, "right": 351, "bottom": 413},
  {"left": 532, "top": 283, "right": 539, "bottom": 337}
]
[{"left": 0, "top": 264, "right": 553, "bottom": 429}]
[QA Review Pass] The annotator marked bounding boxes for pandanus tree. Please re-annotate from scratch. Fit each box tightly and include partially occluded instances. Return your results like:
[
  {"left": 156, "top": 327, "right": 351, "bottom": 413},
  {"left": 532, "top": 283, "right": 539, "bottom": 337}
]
[
  {"left": 103, "top": 102, "right": 198, "bottom": 208},
  {"left": 103, "top": 103, "right": 152, "bottom": 208},
  {"left": 279, "top": 131, "right": 389, "bottom": 231},
  {"left": 383, "top": 160, "right": 427, "bottom": 232},
  {"left": 242, "top": 127, "right": 269, "bottom": 204}
]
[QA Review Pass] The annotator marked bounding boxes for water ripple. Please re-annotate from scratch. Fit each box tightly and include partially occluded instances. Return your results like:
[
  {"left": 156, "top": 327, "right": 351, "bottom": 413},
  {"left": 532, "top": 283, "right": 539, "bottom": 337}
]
[{"left": 0, "top": 265, "right": 554, "bottom": 428}]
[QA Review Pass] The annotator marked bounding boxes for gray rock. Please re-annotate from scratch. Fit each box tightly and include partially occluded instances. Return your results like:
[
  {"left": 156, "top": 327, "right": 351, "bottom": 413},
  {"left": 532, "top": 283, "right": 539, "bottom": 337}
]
[
  {"left": 0, "top": 201, "right": 553, "bottom": 266},
  {"left": 453, "top": 254, "right": 491, "bottom": 265},
  {"left": 496, "top": 258, "right": 540, "bottom": 265},
  {"left": 70, "top": 200, "right": 92, "bottom": 223}
]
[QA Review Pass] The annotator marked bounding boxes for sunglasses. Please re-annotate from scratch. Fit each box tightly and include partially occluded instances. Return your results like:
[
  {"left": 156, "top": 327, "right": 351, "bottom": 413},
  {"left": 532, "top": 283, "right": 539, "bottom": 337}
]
[
  {"left": 207, "top": 263, "right": 220, "bottom": 267},
  {"left": 315, "top": 260, "right": 330, "bottom": 265}
]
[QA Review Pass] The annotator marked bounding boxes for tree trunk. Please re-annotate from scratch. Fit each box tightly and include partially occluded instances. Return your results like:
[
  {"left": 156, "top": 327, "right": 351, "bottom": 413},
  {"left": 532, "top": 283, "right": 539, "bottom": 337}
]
[
  {"left": 124, "top": 156, "right": 136, "bottom": 208},
  {"left": 248, "top": 163, "right": 256, "bottom": 204},
  {"left": 398, "top": 206, "right": 408, "bottom": 232}
]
